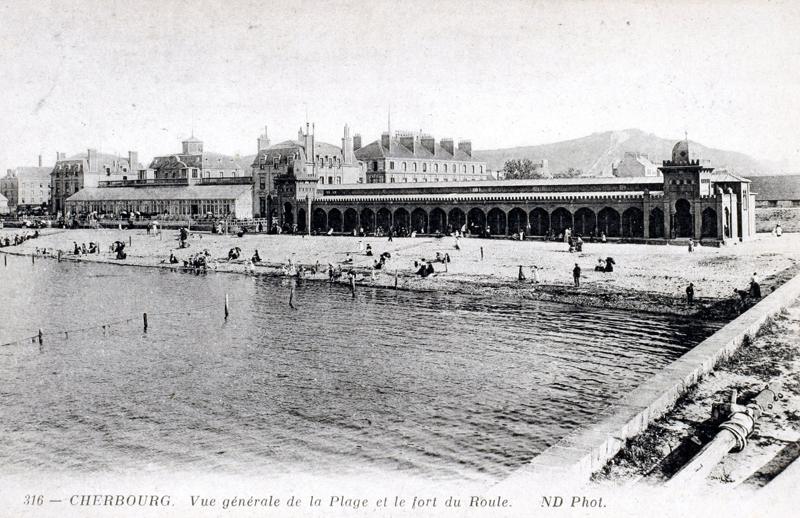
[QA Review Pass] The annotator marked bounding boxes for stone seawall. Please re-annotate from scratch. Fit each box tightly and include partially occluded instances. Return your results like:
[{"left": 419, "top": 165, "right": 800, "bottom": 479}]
[{"left": 499, "top": 271, "right": 800, "bottom": 488}]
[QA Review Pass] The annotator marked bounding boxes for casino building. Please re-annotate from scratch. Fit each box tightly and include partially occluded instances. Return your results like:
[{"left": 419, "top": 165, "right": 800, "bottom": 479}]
[{"left": 282, "top": 139, "right": 754, "bottom": 243}]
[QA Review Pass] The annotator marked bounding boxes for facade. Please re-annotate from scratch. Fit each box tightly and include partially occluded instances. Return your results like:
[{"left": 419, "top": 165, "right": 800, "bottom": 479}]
[
  {"left": 0, "top": 172, "right": 17, "bottom": 209},
  {"left": 149, "top": 137, "right": 248, "bottom": 183},
  {"left": 2, "top": 157, "right": 53, "bottom": 213},
  {"left": 253, "top": 124, "right": 361, "bottom": 224},
  {"left": 51, "top": 149, "right": 140, "bottom": 216},
  {"left": 65, "top": 184, "right": 253, "bottom": 220},
  {"left": 0, "top": 192, "right": 8, "bottom": 215},
  {"left": 356, "top": 131, "right": 488, "bottom": 184},
  {"left": 295, "top": 140, "right": 754, "bottom": 243},
  {"left": 612, "top": 152, "right": 660, "bottom": 177}
]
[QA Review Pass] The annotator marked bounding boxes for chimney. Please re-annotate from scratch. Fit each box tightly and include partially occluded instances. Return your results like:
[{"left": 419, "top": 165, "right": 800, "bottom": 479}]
[
  {"left": 57, "top": 152, "right": 66, "bottom": 161},
  {"left": 458, "top": 140, "right": 472, "bottom": 157},
  {"left": 399, "top": 132, "right": 416, "bottom": 153},
  {"left": 87, "top": 148, "right": 98, "bottom": 173},
  {"left": 38, "top": 155, "right": 42, "bottom": 167},
  {"left": 128, "top": 151, "right": 138, "bottom": 172},
  {"left": 341, "top": 124, "right": 354, "bottom": 163},
  {"left": 381, "top": 132, "right": 391, "bottom": 151},
  {"left": 441, "top": 138, "right": 454, "bottom": 156},
  {"left": 421, "top": 135, "right": 435, "bottom": 155},
  {"left": 353, "top": 133, "right": 362, "bottom": 152},
  {"left": 258, "top": 125, "right": 270, "bottom": 151},
  {"left": 298, "top": 127, "right": 304, "bottom": 142}
]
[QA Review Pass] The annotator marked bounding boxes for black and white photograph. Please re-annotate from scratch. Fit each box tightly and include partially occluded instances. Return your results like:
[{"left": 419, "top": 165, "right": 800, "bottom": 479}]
[{"left": 1, "top": 0, "right": 799, "bottom": 516}]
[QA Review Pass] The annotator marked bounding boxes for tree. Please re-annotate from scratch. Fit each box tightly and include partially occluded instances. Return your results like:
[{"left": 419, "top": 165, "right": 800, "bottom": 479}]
[{"left": 502, "top": 158, "right": 548, "bottom": 179}]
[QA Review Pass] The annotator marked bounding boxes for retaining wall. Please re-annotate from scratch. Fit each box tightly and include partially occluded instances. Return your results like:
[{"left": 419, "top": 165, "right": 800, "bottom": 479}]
[{"left": 499, "top": 271, "right": 800, "bottom": 488}]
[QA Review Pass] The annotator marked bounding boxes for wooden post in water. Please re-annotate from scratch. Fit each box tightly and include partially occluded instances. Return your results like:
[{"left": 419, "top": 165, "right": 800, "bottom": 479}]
[
  {"left": 4, "top": 255, "right": 6, "bottom": 267},
  {"left": 480, "top": 247, "right": 484, "bottom": 261},
  {"left": 350, "top": 276, "right": 356, "bottom": 298},
  {"left": 38, "top": 329, "right": 43, "bottom": 346},
  {"left": 224, "top": 294, "right": 229, "bottom": 319},
  {"left": 57, "top": 250, "right": 62, "bottom": 262},
  {"left": 143, "top": 313, "right": 148, "bottom": 332},
  {"left": 32, "top": 254, "right": 35, "bottom": 265},
  {"left": 129, "top": 236, "right": 132, "bottom": 246},
  {"left": 394, "top": 269, "right": 398, "bottom": 289}
]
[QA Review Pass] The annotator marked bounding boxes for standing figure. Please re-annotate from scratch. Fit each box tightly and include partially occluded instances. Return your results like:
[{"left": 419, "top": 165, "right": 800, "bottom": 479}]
[
  {"left": 573, "top": 263, "right": 581, "bottom": 287},
  {"left": 686, "top": 283, "right": 694, "bottom": 304}
]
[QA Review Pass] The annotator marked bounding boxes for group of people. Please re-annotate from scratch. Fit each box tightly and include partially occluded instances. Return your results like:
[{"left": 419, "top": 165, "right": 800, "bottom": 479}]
[
  {"left": 0, "top": 230, "right": 39, "bottom": 247},
  {"left": 72, "top": 241, "right": 99, "bottom": 255}
]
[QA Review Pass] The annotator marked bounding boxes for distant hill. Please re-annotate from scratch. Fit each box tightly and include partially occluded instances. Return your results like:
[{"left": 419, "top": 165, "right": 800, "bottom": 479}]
[{"left": 474, "top": 129, "right": 775, "bottom": 178}]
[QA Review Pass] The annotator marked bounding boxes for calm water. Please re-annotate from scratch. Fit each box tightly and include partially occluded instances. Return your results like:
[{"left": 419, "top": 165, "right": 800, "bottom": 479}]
[{"left": 0, "top": 256, "right": 721, "bottom": 482}]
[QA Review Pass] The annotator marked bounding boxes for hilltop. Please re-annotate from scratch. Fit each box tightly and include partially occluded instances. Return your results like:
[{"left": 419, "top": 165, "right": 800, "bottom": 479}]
[{"left": 474, "top": 129, "right": 775, "bottom": 177}]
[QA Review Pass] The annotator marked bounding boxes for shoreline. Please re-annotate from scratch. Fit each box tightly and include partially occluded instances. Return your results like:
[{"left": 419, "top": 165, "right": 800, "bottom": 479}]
[{"left": 2, "top": 228, "right": 799, "bottom": 319}]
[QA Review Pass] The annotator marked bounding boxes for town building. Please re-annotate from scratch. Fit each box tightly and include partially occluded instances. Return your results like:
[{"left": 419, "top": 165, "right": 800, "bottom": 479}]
[
  {"left": 51, "top": 149, "right": 141, "bottom": 216},
  {"left": 355, "top": 131, "right": 488, "bottom": 184},
  {"left": 299, "top": 139, "right": 754, "bottom": 243},
  {"left": 149, "top": 136, "right": 249, "bottom": 183},
  {"left": 612, "top": 152, "right": 660, "bottom": 177},
  {"left": 1, "top": 156, "right": 53, "bottom": 213},
  {"left": 254, "top": 123, "right": 361, "bottom": 225},
  {"left": 0, "top": 192, "right": 8, "bottom": 215},
  {"left": 65, "top": 137, "right": 253, "bottom": 219}
]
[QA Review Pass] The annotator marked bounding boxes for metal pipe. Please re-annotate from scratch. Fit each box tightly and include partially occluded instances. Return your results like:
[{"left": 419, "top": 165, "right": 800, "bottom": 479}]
[{"left": 666, "top": 383, "right": 779, "bottom": 488}]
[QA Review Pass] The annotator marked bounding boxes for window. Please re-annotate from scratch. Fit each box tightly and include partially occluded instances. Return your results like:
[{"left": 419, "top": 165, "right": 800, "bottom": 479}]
[
  {"left": 472, "top": 166, "right": 475, "bottom": 173},
  {"left": 444, "top": 164, "right": 448, "bottom": 173},
  {"left": 462, "top": 165, "right": 467, "bottom": 173},
  {"left": 336, "top": 177, "right": 341, "bottom": 184},
  {"left": 434, "top": 164, "right": 439, "bottom": 172},
  {"left": 320, "top": 177, "right": 325, "bottom": 184},
  {"left": 328, "top": 176, "right": 333, "bottom": 184},
  {"left": 422, "top": 163, "right": 427, "bottom": 172},
  {"left": 260, "top": 178, "right": 266, "bottom": 189},
  {"left": 390, "top": 177, "right": 395, "bottom": 183},
  {"left": 390, "top": 161, "right": 395, "bottom": 170},
  {"left": 402, "top": 162, "right": 407, "bottom": 172}
]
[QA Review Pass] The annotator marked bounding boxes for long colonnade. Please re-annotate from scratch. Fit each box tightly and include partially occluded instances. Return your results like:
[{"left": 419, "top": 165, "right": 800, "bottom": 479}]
[{"left": 302, "top": 199, "right": 722, "bottom": 240}]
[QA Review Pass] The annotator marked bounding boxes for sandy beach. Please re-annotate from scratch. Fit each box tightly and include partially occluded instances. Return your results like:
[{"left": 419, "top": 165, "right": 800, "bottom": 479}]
[{"left": 2, "top": 228, "right": 798, "bottom": 317}]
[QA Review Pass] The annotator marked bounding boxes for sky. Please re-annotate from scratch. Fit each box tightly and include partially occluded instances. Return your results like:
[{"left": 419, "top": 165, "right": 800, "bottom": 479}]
[{"left": 1, "top": 0, "right": 799, "bottom": 172}]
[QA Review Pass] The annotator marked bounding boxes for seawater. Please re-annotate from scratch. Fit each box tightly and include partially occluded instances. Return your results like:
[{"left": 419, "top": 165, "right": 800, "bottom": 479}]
[{"left": 0, "top": 256, "right": 721, "bottom": 482}]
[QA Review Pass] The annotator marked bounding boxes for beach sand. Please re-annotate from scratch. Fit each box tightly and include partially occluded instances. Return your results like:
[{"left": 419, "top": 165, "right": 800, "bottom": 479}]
[{"left": 3, "top": 228, "right": 798, "bottom": 317}]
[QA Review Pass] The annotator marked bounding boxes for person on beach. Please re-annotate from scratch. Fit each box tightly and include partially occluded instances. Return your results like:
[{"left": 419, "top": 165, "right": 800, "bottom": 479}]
[
  {"left": 750, "top": 272, "right": 761, "bottom": 299},
  {"left": 573, "top": 263, "right": 581, "bottom": 287},
  {"left": 688, "top": 239, "right": 695, "bottom": 252},
  {"left": 252, "top": 250, "right": 261, "bottom": 263},
  {"left": 773, "top": 224, "right": 783, "bottom": 237},
  {"left": 531, "top": 265, "right": 541, "bottom": 284},
  {"left": 73, "top": 242, "right": 80, "bottom": 255},
  {"left": 365, "top": 243, "right": 373, "bottom": 256},
  {"left": 169, "top": 252, "right": 179, "bottom": 264},
  {"left": 600, "top": 232, "right": 607, "bottom": 243},
  {"left": 686, "top": 283, "right": 694, "bottom": 304}
]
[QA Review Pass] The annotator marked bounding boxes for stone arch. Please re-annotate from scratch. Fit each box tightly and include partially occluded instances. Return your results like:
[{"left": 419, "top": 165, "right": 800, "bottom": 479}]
[
  {"left": 573, "top": 208, "right": 596, "bottom": 237},
  {"left": 649, "top": 208, "right": 665, "bottom": 238},
  {"left": 377, "top": 208, "right": 392, "bottom": 232},
  {"left": 312, "top": 208, "right": 327, "bottom": 232},
  {"left": 467, "top": 208, "right": 486, "bottom": 233},
  {"left": 360, "top": 208, "right": 375, "bottom": 234},
  {"left": 621, "top": 207, "right": 644, "bottom": 238},
  {"left": 429, "top": 208, "right": 447, "bottom": 234},
  {"left": 550, "top": 208, "right": 573, "bottom": 236},
  {"left": 328, "top": 208, "right": 343, "bottom": 233},
  {"left": 297, "top": 208, "right": 306, "bottom": 232},
  {"left": 701, "top": 207, "right": 718, "bottom": 238},
  {"left": 529, "top": 208, "right": 549, "bottom": 236},
  {"left": 343, "top": 208, "right": 359, "bottom": 234},
  {"left": 487, "top": 207, "right": 506, "bottom": 235},
  {"left": 411, "top": 208, "right": 428, "bottom": 233},
  {"left": 394, "top": 208, "right": 410, "bottom": 232},
  {"left": 597, "top": 207, "right": 621, "bottom": 238},
  {"left": 674, "top": 199, "right": 693, "bottom": 238},
  {"left": 448, "top": 208, "right": 466, "bottom": 232},
  {"left": 508, "top": 208, "right": 527, "bottom": 234}
]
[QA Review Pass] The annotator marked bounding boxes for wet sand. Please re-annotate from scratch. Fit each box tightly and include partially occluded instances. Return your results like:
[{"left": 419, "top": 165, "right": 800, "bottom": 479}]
[{"left": 3, "top": 228, "right": 798, "bottom": 317}]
